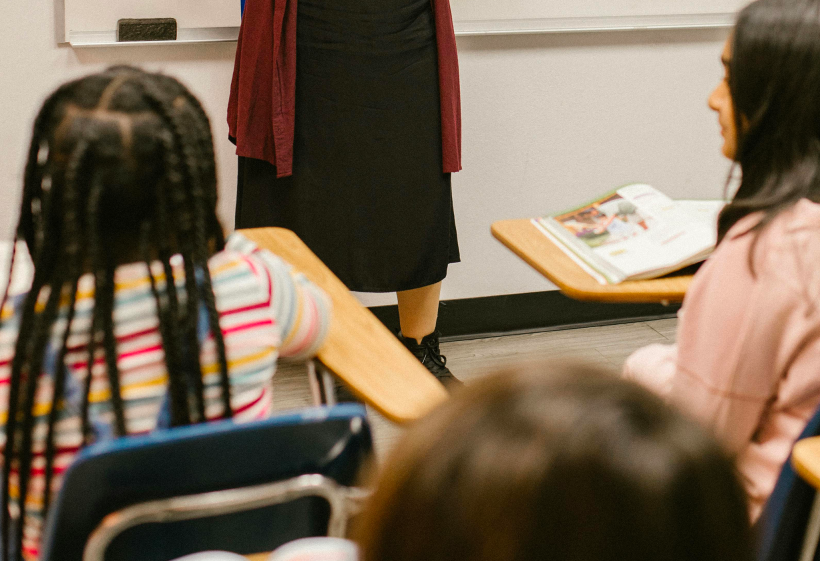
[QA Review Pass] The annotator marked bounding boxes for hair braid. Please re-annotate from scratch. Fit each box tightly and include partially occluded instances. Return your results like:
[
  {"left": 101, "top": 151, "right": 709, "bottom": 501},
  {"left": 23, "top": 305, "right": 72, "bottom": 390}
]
[
  {"left": 18, "top": 87, "right": 71, "bottom": 251},
  {"left": 85, "top": 176, "right": 127, "bottom": 437},
  {"left": 156, "top": 120, "right": 209, "bottom": 423},
  {"left": 172, "top": 112, "right": 232, "bottom": 419},
  {"left": 176, "top": 110, "right": 232, "bottom": 418},
  {"left": 2, "top": 281, "right": 42, "bottom": 561},
  {"left": 40, "top": 276, "right": 80, "bottom": 517},
  {"left": 183, "top": 149, "right": 232, "bottom": 419},
  {"left": 140, "top": 85, "right": 208, "bottom": 422},
  {"left": 41, "top": 137, "right": 88, "bottom": 515},
  {"left": 137, "top": 80, "right": 232, "bottom": 419},
  {"left": 1, "top": 129, "right": 67, "bottom": 561},
  {"left": 145, "top": 97, "right": 205, "bottom": 424},
  {"left": 99, "top": 262, "right": 126, "bottom": 436},
  {"left": 13, "top": 280, "right": 63, "bottom": 561},
  {"left": 9, "top": 155, "right": 67, "bottom": 559},
  {"left": 181, "top": 259, "right": 207, "bottom": 422},
  {"left": 152, "top": 133, "right": 194, "bottom": 427},
  {"left": 139, "top": 222, "right": 191, "bottom": 427}
]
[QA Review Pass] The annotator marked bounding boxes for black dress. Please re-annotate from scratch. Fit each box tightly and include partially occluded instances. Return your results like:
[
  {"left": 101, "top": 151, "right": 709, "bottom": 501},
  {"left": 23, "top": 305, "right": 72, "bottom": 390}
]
[{"left": 234, "top": 0, "right": 460, "bottom": 293}]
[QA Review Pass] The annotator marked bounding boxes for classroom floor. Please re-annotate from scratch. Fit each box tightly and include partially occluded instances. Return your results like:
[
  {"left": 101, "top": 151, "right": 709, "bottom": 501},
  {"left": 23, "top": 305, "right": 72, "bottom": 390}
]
[{"left": 271, "top": 317, "right": 677, "bottom": 458}]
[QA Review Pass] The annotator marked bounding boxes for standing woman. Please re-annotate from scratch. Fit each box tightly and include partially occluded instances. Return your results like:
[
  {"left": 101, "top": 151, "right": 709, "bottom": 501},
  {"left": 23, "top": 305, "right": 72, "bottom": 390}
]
[{"left": 228, "top": 0, "right": 462, "bottom": 386}]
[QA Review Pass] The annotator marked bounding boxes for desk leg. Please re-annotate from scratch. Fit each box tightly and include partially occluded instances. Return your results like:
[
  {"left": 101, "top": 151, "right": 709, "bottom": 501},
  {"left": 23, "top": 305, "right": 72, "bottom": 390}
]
[
  {"left": 799, "top": 492, "right": 820, "bottom": 561},
  {"left": 321, "top": 365, "right": 338, "bottom": 407},
  {"left": 307, "top": 359, "right": 323, "bottom": 406},
  {"left": 307, "top": 359, "right": 338, "bottom": 407}
]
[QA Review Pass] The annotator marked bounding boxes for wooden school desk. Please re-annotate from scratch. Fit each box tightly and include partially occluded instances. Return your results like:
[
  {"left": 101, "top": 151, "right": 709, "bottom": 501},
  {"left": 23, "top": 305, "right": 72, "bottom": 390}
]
[
  {"left": 240, "top": 228, "right": 448, "bottom": 424},
  {"left": 491, "top": 219, "right": 693, "bottom": 304},
  {"left": 793, "top": 436, "right": 820, "bottom": 491},
  {"left": 787, "top": 436, "right": 820, "bottom": 558}
]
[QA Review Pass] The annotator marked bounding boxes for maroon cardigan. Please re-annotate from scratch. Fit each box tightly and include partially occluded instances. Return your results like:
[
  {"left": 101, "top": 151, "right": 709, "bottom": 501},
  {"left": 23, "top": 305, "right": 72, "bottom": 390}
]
[{"left": 227, "top": 0, "right": 462, "bottom": 178}]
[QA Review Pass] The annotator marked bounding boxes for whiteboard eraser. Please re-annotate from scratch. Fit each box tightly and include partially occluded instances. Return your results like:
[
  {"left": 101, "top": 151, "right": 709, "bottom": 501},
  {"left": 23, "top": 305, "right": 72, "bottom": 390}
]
[{"left": 117, "top": 18, "right": 178, "bottom": 42}]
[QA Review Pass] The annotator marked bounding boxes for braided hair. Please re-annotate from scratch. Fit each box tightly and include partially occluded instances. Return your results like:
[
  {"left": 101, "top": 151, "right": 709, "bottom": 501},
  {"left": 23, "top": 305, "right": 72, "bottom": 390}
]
[{"left": 0, "top": 67, "right": 232, "bottom": 561}]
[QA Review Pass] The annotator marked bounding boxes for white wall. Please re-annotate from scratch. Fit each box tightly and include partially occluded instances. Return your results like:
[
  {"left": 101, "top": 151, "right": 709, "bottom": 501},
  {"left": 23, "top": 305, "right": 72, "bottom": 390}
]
[
  {"left": 433, "top": 28, "right": 732, "bottom": 308},
  {"left": 0, "top": 0, "right": 730, "bottom": 306},
  {"left": 0, "top": 0, "right": 239, "bottom": 238}
]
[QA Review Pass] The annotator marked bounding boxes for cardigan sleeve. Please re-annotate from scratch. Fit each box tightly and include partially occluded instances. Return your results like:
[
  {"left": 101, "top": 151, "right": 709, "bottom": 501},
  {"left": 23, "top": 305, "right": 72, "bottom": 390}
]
[{"left": 227, "top": 0, "right": 297, "bottom": 177}]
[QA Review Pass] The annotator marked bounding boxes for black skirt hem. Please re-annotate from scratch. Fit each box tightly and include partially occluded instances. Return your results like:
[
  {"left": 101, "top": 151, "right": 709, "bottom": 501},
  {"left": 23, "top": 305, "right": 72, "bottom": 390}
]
[{"left": 342, "top": 258, "right": 460, "bottom": 293}]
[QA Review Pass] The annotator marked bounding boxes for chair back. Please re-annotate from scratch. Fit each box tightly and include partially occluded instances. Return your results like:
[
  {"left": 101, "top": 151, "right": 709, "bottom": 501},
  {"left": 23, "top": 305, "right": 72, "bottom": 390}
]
[
  {"left": 757, "top": 405, "right": 820, "bottom": 561},
  {"left": 40, "top": 404, "right": 372, "bottom": 561}
]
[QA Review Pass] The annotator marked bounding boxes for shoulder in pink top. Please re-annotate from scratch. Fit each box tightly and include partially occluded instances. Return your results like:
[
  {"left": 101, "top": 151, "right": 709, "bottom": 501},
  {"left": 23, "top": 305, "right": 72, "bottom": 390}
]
[{"left": 625, "top": 199, "right": 820, "bottom": 520}]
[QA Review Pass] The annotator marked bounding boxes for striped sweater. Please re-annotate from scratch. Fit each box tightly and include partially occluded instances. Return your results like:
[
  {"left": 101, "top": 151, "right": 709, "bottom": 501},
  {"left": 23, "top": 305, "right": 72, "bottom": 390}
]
[{"left": 0, "top": 232, "right": 331, "bottom": 560}]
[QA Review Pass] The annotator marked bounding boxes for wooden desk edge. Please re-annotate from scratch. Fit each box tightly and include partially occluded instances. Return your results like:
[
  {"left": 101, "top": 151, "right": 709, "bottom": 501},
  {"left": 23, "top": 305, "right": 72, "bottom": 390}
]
[
  {"left": 490, "top": 220, "right": 689, "bottom": 304},
  {"left": 792, "top": 436, "right": 820, "bottom": 490},
  {"left": 240, "top": 227, "right": 447, "bottom": 424},
  {"left": 314, "top": 299, "right": 447, "bottom": 424}
]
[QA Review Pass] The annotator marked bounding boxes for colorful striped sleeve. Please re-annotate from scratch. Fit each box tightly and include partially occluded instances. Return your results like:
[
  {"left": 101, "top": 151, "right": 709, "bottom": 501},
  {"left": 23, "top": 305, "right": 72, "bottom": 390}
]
[{"left": 225, "top": 233, "right": 331, "bottom": 359}]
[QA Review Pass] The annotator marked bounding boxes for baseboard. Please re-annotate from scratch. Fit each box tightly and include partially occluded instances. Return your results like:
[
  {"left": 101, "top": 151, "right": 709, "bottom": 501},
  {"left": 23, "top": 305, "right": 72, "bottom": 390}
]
[{"left": 368, "top": 290, "right": 679, "bottom": 341}]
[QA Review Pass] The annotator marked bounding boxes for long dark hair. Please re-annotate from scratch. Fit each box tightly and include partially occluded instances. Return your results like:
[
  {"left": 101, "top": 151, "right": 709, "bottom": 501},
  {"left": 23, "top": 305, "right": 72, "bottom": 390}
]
[
  {"left": 355, "top": 363, "right": 754, "bottom": 561},
  {"left": 718, "top": 0, "right": 820, "bottom": 243},
  {"left": 1, "top": 67, "right": 232, "bottom": 561}
]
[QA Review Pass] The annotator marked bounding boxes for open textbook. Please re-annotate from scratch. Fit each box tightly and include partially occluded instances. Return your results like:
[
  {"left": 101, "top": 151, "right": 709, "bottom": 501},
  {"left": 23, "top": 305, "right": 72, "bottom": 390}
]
[{"left": 533, "top": 184, "right": 724, "bottom": 284}]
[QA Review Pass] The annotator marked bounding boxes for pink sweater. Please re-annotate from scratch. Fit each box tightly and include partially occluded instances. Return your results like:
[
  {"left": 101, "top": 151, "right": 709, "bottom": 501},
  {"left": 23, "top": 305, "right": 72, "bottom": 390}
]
[{"left": 625, "top": 199, "right": 820, "bottom": 521}]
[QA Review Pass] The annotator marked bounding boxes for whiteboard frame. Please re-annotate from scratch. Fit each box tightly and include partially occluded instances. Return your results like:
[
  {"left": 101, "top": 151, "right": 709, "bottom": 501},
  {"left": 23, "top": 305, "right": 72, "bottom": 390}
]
[
  {"left": 64, "top": 12, "right": 734, "bottom": 47},
  {"left": 453, "top": 13, "right": 734, "bottom": 35}
]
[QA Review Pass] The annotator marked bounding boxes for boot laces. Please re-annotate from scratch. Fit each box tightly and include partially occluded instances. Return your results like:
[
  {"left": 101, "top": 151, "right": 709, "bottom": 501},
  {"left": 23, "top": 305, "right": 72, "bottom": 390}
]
[{"left": 424, "top": 339, "right": 447, "bottom": 367}]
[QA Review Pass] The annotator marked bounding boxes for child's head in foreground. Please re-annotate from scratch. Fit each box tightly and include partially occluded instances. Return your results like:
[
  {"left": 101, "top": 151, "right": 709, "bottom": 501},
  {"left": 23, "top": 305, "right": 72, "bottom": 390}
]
[{"left": 355, "top": 363, "right": 753, "bottom": 561}]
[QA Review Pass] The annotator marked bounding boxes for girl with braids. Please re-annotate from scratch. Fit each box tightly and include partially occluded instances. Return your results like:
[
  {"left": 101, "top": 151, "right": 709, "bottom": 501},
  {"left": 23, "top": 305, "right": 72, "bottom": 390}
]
[
  {"left": 0, "top": 66, "right": 330, "bottom": 561},
  {"left": 625, "top": 0, "right": 820, "bottom": 520}
]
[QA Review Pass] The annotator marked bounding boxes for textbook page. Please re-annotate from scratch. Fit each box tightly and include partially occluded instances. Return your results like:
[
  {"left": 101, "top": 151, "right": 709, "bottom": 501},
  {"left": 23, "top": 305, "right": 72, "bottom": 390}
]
[{"left": 536, "top": 184, "right": 719, "bottom": 283}]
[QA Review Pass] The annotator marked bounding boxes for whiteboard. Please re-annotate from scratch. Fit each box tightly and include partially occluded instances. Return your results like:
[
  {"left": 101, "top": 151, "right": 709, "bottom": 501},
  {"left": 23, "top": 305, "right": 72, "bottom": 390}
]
[
  {"left": 450, "top": 0, "right": 747, "bottom": 34},
  {"left": 64, "top": 0, "right": 742, "bottom": 46},
  {"left": 64, "top": 0, "right": 240, "bottom": 45},
  {"left": 452, "top": 0, "right": 746, "bottom": 22}
]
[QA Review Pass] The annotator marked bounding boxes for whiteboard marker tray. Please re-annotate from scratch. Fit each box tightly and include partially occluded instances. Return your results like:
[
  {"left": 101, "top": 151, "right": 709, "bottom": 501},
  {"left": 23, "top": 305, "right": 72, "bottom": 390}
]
[{"left": 68, "top": 27, "right": 239, "bottom": 47}]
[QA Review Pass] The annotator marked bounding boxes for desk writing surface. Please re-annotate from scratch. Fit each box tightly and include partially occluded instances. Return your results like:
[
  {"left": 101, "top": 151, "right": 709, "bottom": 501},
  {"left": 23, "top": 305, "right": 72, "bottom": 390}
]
[
  {"left": 240, "top": 228, "right": 448, "bottom": 424},
  {"left": 792, "top": 436, "right": 820, "bottom": 491},
  {"left": 491, "top": 219, "right": 692, "bottom": 303}
]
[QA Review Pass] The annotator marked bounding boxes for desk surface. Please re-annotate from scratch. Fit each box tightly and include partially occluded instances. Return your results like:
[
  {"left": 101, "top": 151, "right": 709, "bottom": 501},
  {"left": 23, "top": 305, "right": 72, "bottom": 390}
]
[
  {"left": 240, "top": 228, "right": 448, "bottom": 424},
  {"left": 491, "top": 218, "right": 693, "bottom": 304},
  {"left": 793, "top": 436, "right": 820, "bottom": 490}
]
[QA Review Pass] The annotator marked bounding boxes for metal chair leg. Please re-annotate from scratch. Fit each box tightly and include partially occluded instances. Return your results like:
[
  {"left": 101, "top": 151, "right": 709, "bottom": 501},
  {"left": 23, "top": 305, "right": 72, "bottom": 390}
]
[
  {"left": 307, "top": 359, "right": 337, "bottom": 406},
  {"left": 319, "top": 362, "right": 337, "bottom": 407},
  {"left": 307, "top": 359, "right": 323, "bottom": 406},
  {"left": 799, "top": 492, "right": 820, "bottom": 561}
]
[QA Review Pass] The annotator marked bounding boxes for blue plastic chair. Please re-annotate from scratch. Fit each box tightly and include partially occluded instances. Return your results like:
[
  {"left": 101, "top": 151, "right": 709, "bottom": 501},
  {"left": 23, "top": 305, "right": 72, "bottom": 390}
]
[
  {"left": 756, "top": 405, "right": 820, "bottom": 561},
  {"left": 40, "top": 404, "right": 372, "bottom": 561}
]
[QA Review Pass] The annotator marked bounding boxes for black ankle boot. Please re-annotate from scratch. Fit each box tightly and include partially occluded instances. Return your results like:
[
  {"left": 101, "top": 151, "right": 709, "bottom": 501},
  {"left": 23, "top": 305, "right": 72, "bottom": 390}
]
[{"left": 398, "top": 330, "right": 462, "bottom": 388}]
